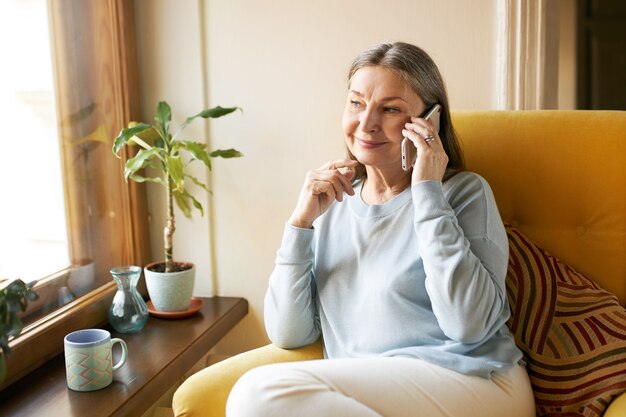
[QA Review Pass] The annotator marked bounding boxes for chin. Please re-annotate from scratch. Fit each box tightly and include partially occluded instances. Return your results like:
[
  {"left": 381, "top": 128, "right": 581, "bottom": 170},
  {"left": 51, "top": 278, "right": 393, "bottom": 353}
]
[
  {"left": 359, "top": 154, "right": 404, "bottom": 173},
  {"left": 350, "top": 150, "right": 374, "bottom": 166},
  {"left": 352, "top": 154, "right": 383, "bottom": 169}
]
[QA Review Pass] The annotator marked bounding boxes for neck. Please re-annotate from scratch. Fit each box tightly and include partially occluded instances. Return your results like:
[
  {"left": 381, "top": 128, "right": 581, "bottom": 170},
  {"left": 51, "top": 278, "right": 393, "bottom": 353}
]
[{"left": 361, "top": 166, "right": 412, "bottom": 205}]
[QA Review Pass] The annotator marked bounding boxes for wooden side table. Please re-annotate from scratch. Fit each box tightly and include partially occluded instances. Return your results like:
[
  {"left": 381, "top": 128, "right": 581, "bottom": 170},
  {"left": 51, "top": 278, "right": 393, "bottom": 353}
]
[{"left": 0, "top": 297, "right": 248, "bottom": 417}]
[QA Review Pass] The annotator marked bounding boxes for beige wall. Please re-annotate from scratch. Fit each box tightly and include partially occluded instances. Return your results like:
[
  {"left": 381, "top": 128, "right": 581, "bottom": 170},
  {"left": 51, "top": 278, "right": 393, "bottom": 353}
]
[{"left": 135, "top": 0, "right": 501, "bottom": 354}]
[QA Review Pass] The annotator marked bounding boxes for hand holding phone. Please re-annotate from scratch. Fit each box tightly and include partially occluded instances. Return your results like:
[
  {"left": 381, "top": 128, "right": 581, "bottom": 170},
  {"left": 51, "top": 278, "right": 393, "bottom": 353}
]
[{"left": 401, "top": 104, "right": 442, "bottom": 171}]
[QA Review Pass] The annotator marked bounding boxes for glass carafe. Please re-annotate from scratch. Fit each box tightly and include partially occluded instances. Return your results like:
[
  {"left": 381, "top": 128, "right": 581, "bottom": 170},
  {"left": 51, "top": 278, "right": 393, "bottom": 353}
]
[{"left": 109, "top": 266, "right": 148, "bottom": 333}]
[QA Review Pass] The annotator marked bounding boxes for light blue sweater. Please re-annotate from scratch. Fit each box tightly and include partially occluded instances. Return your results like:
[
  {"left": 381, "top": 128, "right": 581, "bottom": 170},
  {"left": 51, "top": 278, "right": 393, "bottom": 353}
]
[{"left": 264, "top": 172, "right": 523, "bottom": 378}]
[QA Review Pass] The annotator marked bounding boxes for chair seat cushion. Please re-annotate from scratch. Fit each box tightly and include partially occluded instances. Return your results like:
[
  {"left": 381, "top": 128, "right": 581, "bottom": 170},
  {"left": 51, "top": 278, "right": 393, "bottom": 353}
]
[{"left": 505, "top": 225, "right": 626, "bottom": 417}]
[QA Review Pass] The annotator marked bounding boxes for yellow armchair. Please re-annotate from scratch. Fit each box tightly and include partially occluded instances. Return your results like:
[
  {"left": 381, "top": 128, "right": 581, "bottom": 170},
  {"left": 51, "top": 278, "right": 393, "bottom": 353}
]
[
  {"left": 173, "top": 340, "right": 323, "bottom": 417},
  {"left": 173, "top": 111, "right": 626, "bottom": 417}
]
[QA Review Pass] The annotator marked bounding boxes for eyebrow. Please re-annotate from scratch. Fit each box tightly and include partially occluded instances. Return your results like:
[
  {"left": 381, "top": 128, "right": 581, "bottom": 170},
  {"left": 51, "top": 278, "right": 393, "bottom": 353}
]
[{"left": 349, "top": 90, "right": 407, "bottom": 103}]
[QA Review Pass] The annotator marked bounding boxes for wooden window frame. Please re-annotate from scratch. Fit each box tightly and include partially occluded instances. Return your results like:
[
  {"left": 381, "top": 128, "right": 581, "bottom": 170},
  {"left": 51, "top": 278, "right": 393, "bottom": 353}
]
[{"left": 1, "top": 0, "right": 149, "bottom": 390}]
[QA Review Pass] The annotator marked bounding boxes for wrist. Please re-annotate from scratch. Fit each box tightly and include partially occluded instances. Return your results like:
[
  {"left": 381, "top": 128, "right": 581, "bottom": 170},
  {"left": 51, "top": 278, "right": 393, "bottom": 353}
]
[{"left": 288, "top": 215, "right": 313, "bottom": 229}]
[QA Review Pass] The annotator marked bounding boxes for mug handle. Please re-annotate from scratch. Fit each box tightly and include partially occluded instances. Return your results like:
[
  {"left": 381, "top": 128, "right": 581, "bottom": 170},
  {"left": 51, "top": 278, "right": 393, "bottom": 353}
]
[{"left": 111, "top": 338, "right": 128, "bottom": 371}]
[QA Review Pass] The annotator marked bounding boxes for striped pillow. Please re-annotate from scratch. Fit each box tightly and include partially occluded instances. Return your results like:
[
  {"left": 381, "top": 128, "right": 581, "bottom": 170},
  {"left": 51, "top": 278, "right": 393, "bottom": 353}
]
[{"left": 505, "top": 225, "right": 626, "bottom": 417}]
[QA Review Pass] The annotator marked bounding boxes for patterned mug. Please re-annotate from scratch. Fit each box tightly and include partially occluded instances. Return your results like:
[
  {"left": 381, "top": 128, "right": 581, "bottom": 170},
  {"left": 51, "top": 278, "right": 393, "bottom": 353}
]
[{"left": 64, "top": 329, "right": 128, "bottom": 392}]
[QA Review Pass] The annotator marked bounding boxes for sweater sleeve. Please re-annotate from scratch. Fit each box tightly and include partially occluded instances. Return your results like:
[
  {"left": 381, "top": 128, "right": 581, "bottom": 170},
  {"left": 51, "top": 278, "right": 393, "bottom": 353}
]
[
  {"left": 411, "top": 174, "right": 509, "bottom": 344},
  {"left": 264, "top": 223, "right": 321, "bottom": 348}
]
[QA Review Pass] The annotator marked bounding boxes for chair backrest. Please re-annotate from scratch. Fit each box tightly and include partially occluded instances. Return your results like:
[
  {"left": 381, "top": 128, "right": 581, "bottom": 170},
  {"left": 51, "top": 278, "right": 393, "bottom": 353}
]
[{"left": 452, "top": 110, "right": 626, "bottom": 304}]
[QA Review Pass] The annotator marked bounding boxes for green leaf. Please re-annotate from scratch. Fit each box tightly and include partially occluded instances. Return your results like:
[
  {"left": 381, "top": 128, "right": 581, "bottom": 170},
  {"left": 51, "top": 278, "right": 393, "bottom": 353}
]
[
  {"left": 1, "top": 335, "right": 11, "bottom": 356},
  {"left": 178, "top": 141, "right": 212, "bottom": 169},
  {"left": 155, "top": 101, "right": 172, "bottom": 136},
  {"left": 24, "top": 281, "right": 38, "bottom": 302},
  {"left": 174, "top": 106, "right": 241, "bottom": 139},
  {"left": 132, "top": 124, "right": 160, "bottom": 142},
  {"left": 129, "top": 174, "right": 166, "bottom": 186},
  {"left": 193, "top": 106, "right": 241, "bottom": 119},
  {"left": 112, "top": 123, "right": 152, "bottom": 156},
  {"left": 0, "top": 279, "right": 38, "bottom": 357},
  {"left": 6, "top": 298, "right": 20, "bottom": 314},
  {"left": 166, "top": 156, "right": 185, "bottom": 190},
  {"left": 7, "top": 280, "right": 26, "bottom": 294},
  {"left": 155, "top": 137, "right": 165, "bottom": 150},
  {"left": 209, "top": 148, "right": 243, "bottom": 159},
  {"left": 173, "top": 189, "right": 192, "bottom": 218},
  {"left": 124, "top": 148, "right": 162, "bottom": 180},
  {"left": 183, "top": 189, "right": 204, "bottom": 216},
  {"left": 6, "top": 315, "right": 23, "bottom": 338},
  {"left": 173, "top": 188, "right": 205, "bottom": 218},
  {"left": 186, "top": 174, "right": 210, "bottom": 192}
]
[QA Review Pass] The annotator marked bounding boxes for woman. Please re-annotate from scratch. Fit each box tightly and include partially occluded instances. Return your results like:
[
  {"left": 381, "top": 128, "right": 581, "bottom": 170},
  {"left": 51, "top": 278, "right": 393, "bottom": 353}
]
[{"left": 227, "top": 42, "right": 535, "bottom": 417}]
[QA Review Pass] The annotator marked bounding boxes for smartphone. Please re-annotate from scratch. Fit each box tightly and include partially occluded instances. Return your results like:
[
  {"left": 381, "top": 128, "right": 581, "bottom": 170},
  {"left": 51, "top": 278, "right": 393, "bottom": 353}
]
[{"left": 401, "top": 104, "right": 442, "bottom": 171}]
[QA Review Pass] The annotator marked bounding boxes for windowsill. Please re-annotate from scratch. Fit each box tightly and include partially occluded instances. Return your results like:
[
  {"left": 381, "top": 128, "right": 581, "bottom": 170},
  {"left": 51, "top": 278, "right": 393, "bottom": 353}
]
[{"left": 0, "top": 296, "right": 248, "bottom": 417}]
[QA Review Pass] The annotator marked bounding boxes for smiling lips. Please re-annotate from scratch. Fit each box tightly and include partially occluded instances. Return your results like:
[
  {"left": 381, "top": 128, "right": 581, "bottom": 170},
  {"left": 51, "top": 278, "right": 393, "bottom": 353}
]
[{"left": 357, "top": 138, "right": 387, "bottom": 149}]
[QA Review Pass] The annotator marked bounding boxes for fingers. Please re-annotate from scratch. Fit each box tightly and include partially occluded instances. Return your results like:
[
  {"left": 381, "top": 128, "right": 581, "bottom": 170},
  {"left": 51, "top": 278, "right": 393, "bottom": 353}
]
[
  {"left": 308, "top": 179, "right": 336, "bottom": 201},
  {"left": 289, "top": 158, "right": 359, "bottom": 228},
  {"left": 402, "top": 117, "right": 448, "bottom": 183},
  {"left": 307, "top": 161, "right": 356, "bottom": 202},
  {"left": 323, "top": 158, "right": 359, "bottom": 173},
  {"left": 402, "top": 117, "right": 440, "bottom": 151}
]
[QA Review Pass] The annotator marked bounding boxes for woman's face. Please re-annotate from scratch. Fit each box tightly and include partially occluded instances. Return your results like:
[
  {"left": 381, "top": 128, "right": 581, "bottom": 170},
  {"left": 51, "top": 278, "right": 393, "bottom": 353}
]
[{"left": 342, "top": 66, "right": 426, "bottom": 172}]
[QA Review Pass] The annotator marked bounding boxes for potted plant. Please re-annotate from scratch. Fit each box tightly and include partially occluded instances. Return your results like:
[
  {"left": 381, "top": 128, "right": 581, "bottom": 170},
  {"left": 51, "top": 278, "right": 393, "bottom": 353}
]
[
  {"left": 113, "top": 101, "right": 241, "bottom": 312},
  {"left": 0, "top": 279, "right": 39, "bottom": 383}
]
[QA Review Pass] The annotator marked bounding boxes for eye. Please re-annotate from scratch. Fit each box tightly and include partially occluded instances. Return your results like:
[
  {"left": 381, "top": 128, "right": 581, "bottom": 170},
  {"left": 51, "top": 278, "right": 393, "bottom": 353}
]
[
  {"left": 383, "top": 106, "right": 401, "bottom": 113},
  {"left": 350, "top": 100, "right": 361, "bottom": 108}
]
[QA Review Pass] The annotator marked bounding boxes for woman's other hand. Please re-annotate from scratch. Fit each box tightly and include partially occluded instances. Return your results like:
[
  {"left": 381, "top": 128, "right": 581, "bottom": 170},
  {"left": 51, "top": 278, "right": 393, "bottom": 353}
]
[
  {"left": 288, "top": 159, "right": 358, "bottom": 229},
  {"left": 402, "top": 116, "right": 449, "bottom": 184}
]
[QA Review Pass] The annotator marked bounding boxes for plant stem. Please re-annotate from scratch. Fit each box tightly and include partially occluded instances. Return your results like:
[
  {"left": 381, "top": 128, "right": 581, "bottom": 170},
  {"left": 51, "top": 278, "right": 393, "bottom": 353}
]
[{"left": 164, "top": 173, "right": 175, "bottom": 272}]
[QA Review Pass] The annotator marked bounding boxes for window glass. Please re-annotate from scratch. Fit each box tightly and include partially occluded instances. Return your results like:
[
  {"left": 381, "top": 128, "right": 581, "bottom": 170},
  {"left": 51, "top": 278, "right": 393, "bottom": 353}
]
[{"left": 0, "top": 1, "right": 70, "bottom": 283}]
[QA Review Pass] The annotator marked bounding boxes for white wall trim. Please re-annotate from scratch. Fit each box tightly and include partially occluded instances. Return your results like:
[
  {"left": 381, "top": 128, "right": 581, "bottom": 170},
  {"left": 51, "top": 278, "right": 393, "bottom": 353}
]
[{"left": 496, "top": 0, "right": 560, "bottom": 110}]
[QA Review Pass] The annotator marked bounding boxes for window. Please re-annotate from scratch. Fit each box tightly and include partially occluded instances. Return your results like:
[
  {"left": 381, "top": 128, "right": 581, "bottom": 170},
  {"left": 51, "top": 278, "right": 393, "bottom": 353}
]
[
  {"left": 0, "top": 0, "right": 149, "bottom": 389},
  {"left": 0, "top": 1, "right": 70, "bottom": 285}
]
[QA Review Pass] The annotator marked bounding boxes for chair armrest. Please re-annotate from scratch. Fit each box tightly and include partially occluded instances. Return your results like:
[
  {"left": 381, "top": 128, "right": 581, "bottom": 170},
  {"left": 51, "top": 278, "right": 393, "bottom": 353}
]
[
  {"left": 172, "top": 340, "right": 324, "bottom": 417},
  {"left": 605, "top": 392, "right": 626, "bottom": 417}
]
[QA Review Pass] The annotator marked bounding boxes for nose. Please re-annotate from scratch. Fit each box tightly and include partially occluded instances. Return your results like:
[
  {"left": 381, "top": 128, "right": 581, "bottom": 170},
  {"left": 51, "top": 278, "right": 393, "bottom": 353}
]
[{"left": 359, "top": 107, "right": 380, "bottom": 133}]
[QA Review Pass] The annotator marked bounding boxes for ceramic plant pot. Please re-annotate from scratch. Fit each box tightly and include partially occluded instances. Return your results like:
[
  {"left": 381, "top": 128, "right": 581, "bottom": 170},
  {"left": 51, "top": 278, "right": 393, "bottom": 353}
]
[{"left": 144, "top": 262, "right": 195, "bottom": 312}]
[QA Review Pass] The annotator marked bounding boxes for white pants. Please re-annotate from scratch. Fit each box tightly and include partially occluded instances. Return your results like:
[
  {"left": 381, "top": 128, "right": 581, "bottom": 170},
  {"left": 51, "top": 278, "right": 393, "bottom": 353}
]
[{"left": 226, "top": 357, "right": 536, "bottom": 417}]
